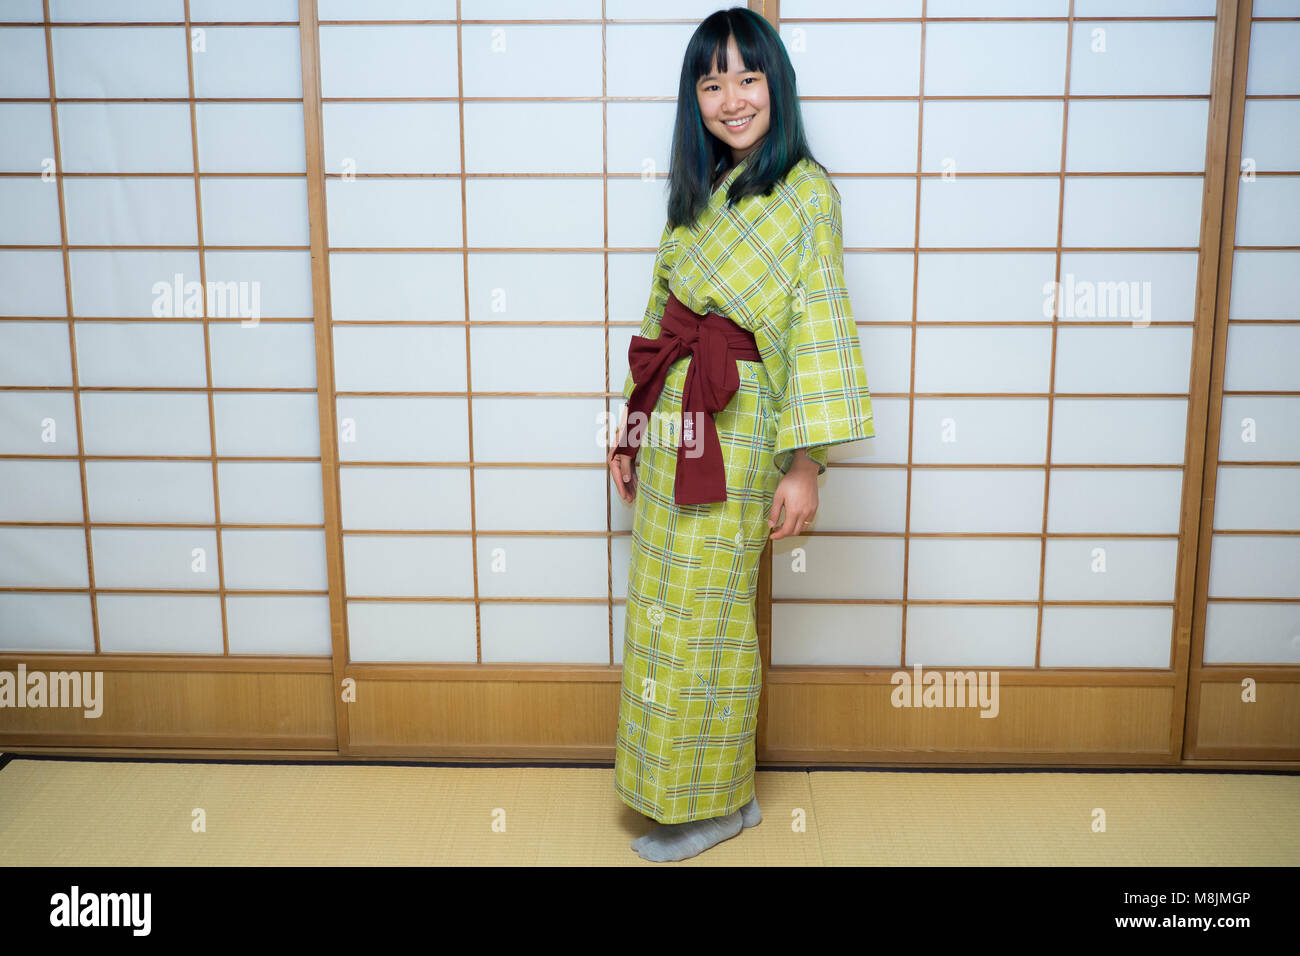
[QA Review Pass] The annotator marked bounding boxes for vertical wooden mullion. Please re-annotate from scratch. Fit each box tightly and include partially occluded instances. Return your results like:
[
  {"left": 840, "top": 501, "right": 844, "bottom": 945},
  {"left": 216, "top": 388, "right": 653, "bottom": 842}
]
[
  {"left": 300, "top": 0, "right": 351, "bottom": 752},
  {"left": 1179, "top": 0, "right": 1252, "bottom": 758}
]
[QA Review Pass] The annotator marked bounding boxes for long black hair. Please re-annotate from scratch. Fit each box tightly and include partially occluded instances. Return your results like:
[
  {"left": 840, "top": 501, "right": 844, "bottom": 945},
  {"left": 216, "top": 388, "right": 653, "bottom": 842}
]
[{"left": 665, "top": 6, "right": 826, "bottom": 229}]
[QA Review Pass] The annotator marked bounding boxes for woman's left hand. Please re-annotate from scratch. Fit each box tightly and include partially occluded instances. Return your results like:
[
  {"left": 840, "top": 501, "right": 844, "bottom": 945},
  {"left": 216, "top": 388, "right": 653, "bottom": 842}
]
[{"left": 769, "top": 449, "right": 819, "bottom": 540}]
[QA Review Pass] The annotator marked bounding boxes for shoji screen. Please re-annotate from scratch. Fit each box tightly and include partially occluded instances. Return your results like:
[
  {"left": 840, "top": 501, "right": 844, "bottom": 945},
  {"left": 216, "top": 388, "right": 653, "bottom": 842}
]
[
  {"left": 1188, "top": 0, "right": 1300, "bottom": 758},
  {"left": 762, "top": 0, "right": 1225, "bottom": 761},
  {"left": 0, "top": 0, "right": 335, "bottom": 747}
]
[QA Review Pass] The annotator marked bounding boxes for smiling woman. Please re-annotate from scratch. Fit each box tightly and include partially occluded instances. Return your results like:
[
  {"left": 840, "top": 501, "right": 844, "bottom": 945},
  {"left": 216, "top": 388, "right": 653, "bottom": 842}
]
[{"left": 607, "top": 7, "right": 876, "bottom": 863}]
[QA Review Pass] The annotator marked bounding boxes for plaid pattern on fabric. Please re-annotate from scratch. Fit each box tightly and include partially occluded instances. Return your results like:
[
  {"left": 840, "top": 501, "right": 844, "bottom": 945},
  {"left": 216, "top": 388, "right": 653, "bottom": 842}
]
[{"left": 614, "top": 157, "right": 874, "bottom": 824}]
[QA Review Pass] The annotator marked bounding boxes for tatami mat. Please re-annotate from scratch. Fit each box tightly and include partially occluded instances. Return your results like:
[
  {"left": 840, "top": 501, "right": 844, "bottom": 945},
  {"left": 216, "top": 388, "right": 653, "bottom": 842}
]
[{"left": 0, "top": 757, "right": 1296, "bottom": 866}]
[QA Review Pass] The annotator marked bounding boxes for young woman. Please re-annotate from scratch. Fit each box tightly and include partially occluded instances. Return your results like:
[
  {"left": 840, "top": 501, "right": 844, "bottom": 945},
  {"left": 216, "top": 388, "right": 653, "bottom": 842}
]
[{"left": 607, "top": 7, "right": 875, "bottom": 862}]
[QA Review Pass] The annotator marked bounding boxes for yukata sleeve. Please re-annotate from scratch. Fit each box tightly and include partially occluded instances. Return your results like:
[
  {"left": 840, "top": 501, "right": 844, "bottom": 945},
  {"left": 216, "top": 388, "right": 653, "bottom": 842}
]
[
  {"left": 773, "top": 178, "right": 875, "bottom": 476},
  {"left": 621, "top": 220, "right": 676, "bottom": 403}
]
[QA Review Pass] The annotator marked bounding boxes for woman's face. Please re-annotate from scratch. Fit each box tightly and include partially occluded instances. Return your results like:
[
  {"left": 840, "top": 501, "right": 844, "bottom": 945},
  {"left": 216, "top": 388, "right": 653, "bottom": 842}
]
[{"left": 695, "top": 34, "right": 770, "bottom": 164}]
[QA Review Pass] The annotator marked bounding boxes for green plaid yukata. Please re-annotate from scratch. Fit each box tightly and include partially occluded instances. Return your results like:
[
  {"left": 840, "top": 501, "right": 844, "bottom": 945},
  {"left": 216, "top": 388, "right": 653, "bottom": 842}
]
[{"left": 614, "top": 156, "right": 875, "bottom": 823}]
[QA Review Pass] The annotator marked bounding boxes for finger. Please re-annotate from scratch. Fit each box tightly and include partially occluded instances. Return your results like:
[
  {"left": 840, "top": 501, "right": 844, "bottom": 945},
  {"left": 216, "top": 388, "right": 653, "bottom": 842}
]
[{"left": 768, "top": 489, "right": 784, "bottom": 530}]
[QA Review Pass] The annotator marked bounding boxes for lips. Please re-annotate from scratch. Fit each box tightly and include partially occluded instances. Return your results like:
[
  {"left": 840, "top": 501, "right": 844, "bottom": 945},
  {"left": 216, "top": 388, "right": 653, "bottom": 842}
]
[{"left": 723, "top": 115, "right": 753, "bottom": 130}]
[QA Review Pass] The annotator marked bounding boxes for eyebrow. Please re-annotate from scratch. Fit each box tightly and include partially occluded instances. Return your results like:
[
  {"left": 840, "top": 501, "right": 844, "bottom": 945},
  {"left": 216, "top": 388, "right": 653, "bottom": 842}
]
[{"left": 698, "top": 70, "right": 758, "bottom": 82}]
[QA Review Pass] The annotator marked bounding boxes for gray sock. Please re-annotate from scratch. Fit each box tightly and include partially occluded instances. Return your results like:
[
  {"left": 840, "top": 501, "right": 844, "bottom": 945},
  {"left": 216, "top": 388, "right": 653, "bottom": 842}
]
[{"left": 635, "top": 809, "right": 743, "bottom": 862}]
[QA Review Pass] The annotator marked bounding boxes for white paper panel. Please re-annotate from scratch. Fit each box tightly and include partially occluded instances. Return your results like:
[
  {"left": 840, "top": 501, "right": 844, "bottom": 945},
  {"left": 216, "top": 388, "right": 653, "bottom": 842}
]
[
  {"left": 74, "top": 322, "right": 208, "bottom": 386},
  {"left": 611, "top": 534, "right": 631, "bottom": 600},
  {"left": 222, "top": 529, "right": 326, "bottom": 590},
  {"left": 605, "top": 102, "right": 674, "bottom": 175},
  {"left": 470, "top": 326, "right": 604, "bottom": 392},
  {"left": 907, "top": 538, "right": 1042, "bottom": 600},
  {"left": 914, "top": 327, "right": 1052, "bottom": 393},
  {"left": 330, "top": 252, "right": 464, "bottom": 322},
  {"left": 1040, "top": 606, "right": 1173, "bottom": 668},
  {"left": 96, "top": 594, "right": 224, "bottom": 653},
  {"left": 1254, "top": 0, "right": 1300, "bottom": 14},
  {"left": 1067, "top": 100, "right": 1208, "bottom": 173},
  {"left": 802, "top": 101, "right": 918, "bottom": 174},
  {"left": 346, "top": 600, "right": 477, "bottom": 663},
  {"left": 0, "top": 593, "right": 94, "bottom": 653},
  {"left": 1043, "top": 538, "right": 1178, "bottom": 601},
  {"left": 904, "top": 605, "right": 1039, "bottom": 666},
  {"left": 1203, "top": 602, "right": 1300, "bottom": 665},
  {"left": 62, "top": 177, "right": 197, "bottom": 246},
  {"left": 920, "top": 178, "right": 1060, "bottom": 248},
  {"left": 214, "top": 393, "right": 321, "bottom": 457},
  {"left": 1229, "top": 251, "right": 1300, "bottom": 319},
  {"left": 780, "top": 22, "right": 920, "bottom": 97},
  {"left": 1208, "top": 535, "right": 1300, "bottom": 598},
  {"left": 0, "top": 391, "right": 79, "bottom": 454},
  {"left": 612, "top": 599, "right": 627, "bottom": 662},
  {"left": 1235, "top": 177, "right": 1300, "bottom": 247},
  {"left": 68, "top": 250, "right": 201, "bottom": 318},
  {"left": 1047, "top": 469, "right": 1183, "bottom": 533},
  {"left": 0, "top": 104, "right": 53, "bottom": 172},
  {"left": 326, "top": 179, "right": 462, "bottom": 249},
  {"left": 1069, "top": 21, "right": 1214, "bottom": 95},
  {"left": 0, "top": 528, "right": 88, "bottom": 586},
  {"left": 195, "top": 103, "right": 305, "bottom": 173},
  {"left": 208, "top": 322, "right": 316, "bottom": 388},
  {"left": 1075, "top": 0, "right": 1214, "bottom": 12},
  {"left": 474, "top": 467, "right": 607, "bottom": 532},
  {"left": 1217, "top": 397, "right": 1300, "bottom": 461},
  {"left": 481, "top": 603, "right": 609, "bottom": 664},
  {"left": 770, "top": 536, "right": 905, "bottom": 600},
  {"left": 1240, "top": 101, "right": 1300, "bottom": 173},
  {"left": 771, "top": 603, "right": 903, "bottom": 666},
  {"left": 0, "top": 27, "right": 49, "bottom": 97},
  {"left": 1051, "top": 398, "right": 1188, "bottom": 464},
  {"left": 930, "top": 0, "right": 1070, "bottom": 15},
  {"left": 1222, "top": 326, "right": 1300, "bottom": 391},
  {"left": 203, "top": 250, "right": 313, "bottom": 318},
  {"left": 912, "top": 399, "right": 1048, "bottom": 464},
  {"left": 465, "top": 103, "right": 602, "bottom": 174},
  {"left": 323, "top": 102, "right": 460, "bottom": 175},
  {"left": 225, "top": 596, "right": 331, "bottom": 656},
  {"left": 318, "top": 0, "right": 456, "bottom": 18},
  {"left": 85, "top": 460, "right": 214, "bottom": 523},
  {"left": 464, "top": 23, "right": 601, "bottom": 97},
  {"left": 1245, "top": 22, "right": 1300, "bottom": 95},
  {"left": 191, "top": 0, "right": 300, "bottom": 21},
  {"left": 926, "top": 23, "right": 1066, "bottom": 96},
  {"left": 51, "top": 26, "right": 188, "bottom": 98},
  {"left": 0, "top": 321, "right": 72, "bottom": 385},
  {"left": 0, "top": 460, "right": 83, "bottom": 521},
  {"left": 318, "top": 24, "right": 459, "bottom": 98},
  {"left": 471, "top": 397, "right": 606, "bottom": 463},
  {"left": 922, "top": 101, "right": 1062, "bottom": 174},
  {"left": 473, "top": 178, "right": 604, "bottom": 249},
  {"left": 847, "top": 253, "right": 913, "bottom": 323},
  {"left": 1063, "top": 177, "right": 1204, "bottom": 247},
  {"left": 332, "top": 326, "right": 467, "bottom": 392},
  {"left": 858, "top": 326, "right": 912, "bottom": 394},
  {"left": 0, "top": 0, "right": 42, "bottom": 21},
  {"left": 335, "top": 397, "right": 467, "bottom": 462},
  {"left": 836, "top": 179, "right": 917, "bottom": 249},
  {"left": 475, "top": 535, "right": 606, "bottom": 598},
  {"left": 342, "top": 534, "right": 474, "bottom": 597},
  {"left": 465, "top": 0, "right": 600, "bottom": 16},
  {"left": 217, "top": 461, "right": 324, "bottom": 524},
  {"left": 814, "top": 468, "right": 909, "bottom": 533},
  {"left": 834, "top": 396, "right": 905, "bottom": 463},
  {"left": 91, "top": 528, "right": 219, "bottom": 588},
  {"left": 0, "top": 251, "right": 68, "bottom": 316},
  {"left": 1212, "top": 466, "right": 1300, "bottom": 531},
  {"left": 1054, "top": 327, "right": 1193, "bottom": 393},
  {"left": 51, "top": 0, "right": 183, "bottom": 20},
  {"left": 607, "top": 0, "right": 753, "bottom": 15},
  {"left": 57, "top": 103, "right": 193, "bottom": 173},
  {"left": 473, "top": 253, "right": 604, "bottom": 323},
  {"left": 199, "top": 178, "right": 310, "bottom": 246},
  {"left": 917, "top": 253, "right": 1055, "bottom": 324},
  {"left": 909, "top": 469, "right": 1045, "bottom": 533},
  {"left": 1057, "top": 251, "right": 1199, "bottom": 324},
  {"left": 191, "top": 27, "right": 302, "bottom": 98},
  {"left": 339, "top": 466, "right": 472, "bottom": 530},
  {"left": 0, "top": 178, "right": 61, "bottom": 244},
  {"left": 81, "top": 392, "right": 211, "bottom": 456}
]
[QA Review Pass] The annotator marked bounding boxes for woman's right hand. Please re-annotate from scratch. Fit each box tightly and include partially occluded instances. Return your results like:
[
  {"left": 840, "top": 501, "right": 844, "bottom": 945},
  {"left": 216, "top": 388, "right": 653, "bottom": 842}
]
[{"left": 608, "top": 402, "right": 638, "bottom": 503}]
